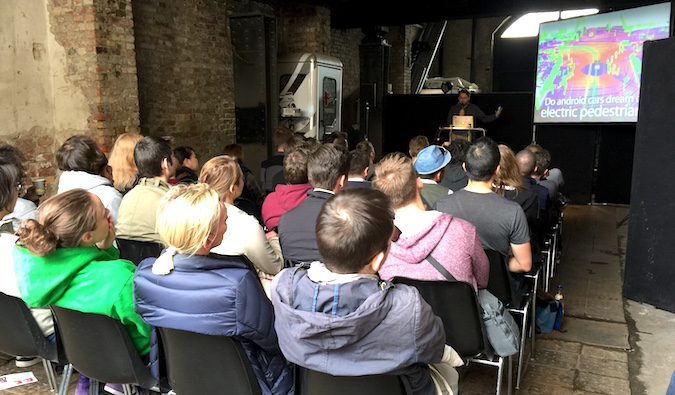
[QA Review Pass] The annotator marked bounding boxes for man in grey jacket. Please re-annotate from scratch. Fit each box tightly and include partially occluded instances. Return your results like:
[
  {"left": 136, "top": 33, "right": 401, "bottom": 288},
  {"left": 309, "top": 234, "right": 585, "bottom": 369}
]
[{"left": 272, "top": 188, "right": 462, "bottom": 395}]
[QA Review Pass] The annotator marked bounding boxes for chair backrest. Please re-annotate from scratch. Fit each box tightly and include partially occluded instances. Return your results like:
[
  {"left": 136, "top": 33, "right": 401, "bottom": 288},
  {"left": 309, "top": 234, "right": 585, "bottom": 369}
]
[
  {"left": 157, "top": 327, "right": 262, "bottom": 395},
  {"left": 0, "top": 293, "right": 57, "bottom": 361},
  {"left": 116, "top": 238, "right": 164, "bottom": 265},
  {"left": 50, "top": 306, "right": 157, "bottom": 389},
  {"left": 484, "top": 249, "right": 516, "bottom": 306},
  {"left": 391, "top": 278, "right": 484, "bottom": 358},
  {"left": 295, "top": 366, "right": 413, "bottom": 395}
]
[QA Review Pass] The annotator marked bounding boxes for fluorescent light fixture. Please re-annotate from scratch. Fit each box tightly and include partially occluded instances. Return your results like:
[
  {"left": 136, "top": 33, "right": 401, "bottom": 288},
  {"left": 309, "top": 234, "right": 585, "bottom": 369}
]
[
  {"left": 501, "top": 9, "right": 601, "bottom": 38},
  {"left": 501, "top": 11, "right": 560, "bottom": 38},
  {"left": 561, "top": 8, "right": 599, "bottom": 19}
]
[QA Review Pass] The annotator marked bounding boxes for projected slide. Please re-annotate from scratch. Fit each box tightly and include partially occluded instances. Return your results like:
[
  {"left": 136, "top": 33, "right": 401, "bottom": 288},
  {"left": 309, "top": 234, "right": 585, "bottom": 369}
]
[{"left": 533, "top": 3, "right": 670, "bottom": 123}]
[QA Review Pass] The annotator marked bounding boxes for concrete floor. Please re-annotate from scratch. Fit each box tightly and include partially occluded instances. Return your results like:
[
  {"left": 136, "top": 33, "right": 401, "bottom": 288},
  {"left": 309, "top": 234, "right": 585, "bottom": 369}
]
[{"left": 1, "top": 204, "right": 674, "bottom": 394}]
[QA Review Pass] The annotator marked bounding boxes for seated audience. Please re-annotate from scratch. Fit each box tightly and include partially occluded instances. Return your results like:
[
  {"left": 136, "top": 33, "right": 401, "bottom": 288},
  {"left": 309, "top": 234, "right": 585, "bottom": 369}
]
[
  {"left": 133, "top": 183, "right": 293, "bottom": 395},
  {"left": 261, "top": 127, "right": 293, "bottom": 194},
  {"left": 13, "top": 188, "right": 150, "bottom": 394},
  {"left": 270, "top": 134, "right": 311, "bottom": 187},
  {"left": 373, "top": 152, "right": 488, "bottom": 292},
  {"left": 116, "top": 136, "right": 178, "bottom": 243},
  {"left": 278, "top": 144, "right": 349, "bottom": 263},
  {"left": 525, "top": 143, "right": 565, "bottom": 197},
  {"left": 344, "top": 149, "right": 372, "bottom": 188},
  {"left": 440, "top": 139, "right": 470, "bottom": 191},
  {"left": 199, "top": 156, "right": 283, "bottom": 295},
  {"left": 414, "top": 145, "right": 451, "bottom": 209},
  {"left": 0, "top": 162, "right": 54, "bottom": 368},
  {"left": 495, "top": 144, "right": 539, "bottom": 226},
  {"left": 434, "top": 137, "right": 532, "bottom": 294},
  {"left": 108, "top": 132, "right": 143, "bottom": 194},
  {"left": 323, "top": 131, "right": 348, "bottom": 151},
  {"left": 171, "top": 146, "right": 199, "bottom": 185},
  {"left": 409, "top": 135, "right": 430, "bottom": 164},
  {"left": 356, "top": 139, "right": 376, "bottom": 180},
  {"left": 516, "top": 148, "right": 550, "bottom": 214},
  {"left": 0, "top": 145, "right": 37, "bottom": 231},
  {"left": 272, "top": 188, "right": 463, "bottom": 395},
  {"left": 261, "top": 147, "right": 312, "bottom": 232},
  {"left": 56, "top": 135, "right": 123, "bottom": 223},
  {"left": 223, "top": 143, "right": 265, "bottom": 223}
]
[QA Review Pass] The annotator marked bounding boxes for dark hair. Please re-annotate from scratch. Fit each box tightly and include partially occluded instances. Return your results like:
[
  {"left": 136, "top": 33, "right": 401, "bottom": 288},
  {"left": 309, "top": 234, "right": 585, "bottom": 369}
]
[
  {"left": 458, "top": 89, "right": 471, "bottom": 97},
  {"left": 348, "top": 149, "right": 370, "bottom": 177},
  {"left": 0, "top": 164, "right": 20, "bottom": 212},
  {"left": 283, "top": 147, "right": 310, "bottom": 184},
  {"left": 173, "top": 146, "right": 195, "bottom": 166},
  {"left": 134, "top": 136, "right": 173, "bottom": 178},
  {"left": 222, "top": 144, "right": 244, "bottom": 165},
  {"left": 448, "top": 139, "right": 471, "bottom": 165},
  {"left": 0, "top": 145, "right": 27, "bottom": 180},
  {"left": 532, "top": 149, "right": 551, "bottom": 176},
  {"left": 56, "top": 135, "right": 108, "bottom": 175},
  {"left": 355, "top": 140, "right": 375, "bottom": 156},
  {"left": 307, "top": 144, "right": 349, "bottom": 190},
  {"left": 409, "top": 135, "right": 429, "bottom": 157},
  {"left": 316, "top": 188, "right": 394, "bottom": 273},
  {"left": 283, "top": 134, "right": 307, "bottom": 154},
  {"left": 464, "top": 137, "right": 500, "bottom": 181}
]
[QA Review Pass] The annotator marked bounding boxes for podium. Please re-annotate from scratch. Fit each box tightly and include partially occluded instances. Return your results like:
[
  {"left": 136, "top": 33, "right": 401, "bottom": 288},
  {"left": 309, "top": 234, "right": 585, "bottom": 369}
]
[{"left": 434, "top": 126, "right": 486, "bottom": 145}]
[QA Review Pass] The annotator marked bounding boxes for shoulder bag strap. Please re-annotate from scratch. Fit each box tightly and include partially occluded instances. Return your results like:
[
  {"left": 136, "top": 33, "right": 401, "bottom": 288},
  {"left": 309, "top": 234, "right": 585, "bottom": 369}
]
[{"left": 426, "top": 253, "right": 457, "bottom": 282}]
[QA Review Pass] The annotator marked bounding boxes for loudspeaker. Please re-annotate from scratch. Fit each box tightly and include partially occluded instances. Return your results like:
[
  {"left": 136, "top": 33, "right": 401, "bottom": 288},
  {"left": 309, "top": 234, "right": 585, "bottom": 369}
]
[{"left": 623, "top": 37, "right": 675, "bottom": 313}]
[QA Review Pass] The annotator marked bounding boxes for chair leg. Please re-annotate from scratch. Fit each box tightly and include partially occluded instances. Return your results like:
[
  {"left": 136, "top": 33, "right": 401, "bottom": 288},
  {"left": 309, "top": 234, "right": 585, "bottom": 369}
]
[
  {"left": 507, "top": 355, "right": 513, "bottom": 395},
  {"left": 90, "top": 378, "right": 100, "bottom": 395},
  {"left": 515, "top": 302, "right": 530, "bottom": 390},
  {"left": 41, "top": 359, "right": 57, "bottom": 391},
  {"left": 58, "top": 364, "right": 73, "bottom": 395},
  {"left": 495, "top": 356, "right": 503, "bottom": 395},
  {"left": 123, "top": 384, "right": 134, "bottom": 395}
]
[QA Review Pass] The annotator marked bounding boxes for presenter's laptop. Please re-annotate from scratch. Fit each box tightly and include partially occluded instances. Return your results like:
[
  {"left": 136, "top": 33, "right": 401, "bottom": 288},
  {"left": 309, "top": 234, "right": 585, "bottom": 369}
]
[{"left": 452, "top": 115, "right": 474, "bottom": 129}]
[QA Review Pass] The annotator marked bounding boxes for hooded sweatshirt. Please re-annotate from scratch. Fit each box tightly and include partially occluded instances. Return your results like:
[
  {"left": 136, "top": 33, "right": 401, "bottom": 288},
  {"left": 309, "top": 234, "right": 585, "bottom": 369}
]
[
  {"left": 271, "top": 264, "right": 446, "bottom": 395},
  {"left": 58, "top": 171, "right": 123, "bottom": 224},
  {"left": 13, "top": 245, "right": 150, "bottom": 355},
  {"left": 261, "top": 183, "right": 312, "bottom": 231},
  {"left": 380, "top": 209, "right": 489, "bottom": 293},
  {"left": 439, "top": 164, "right": 468, "bottom": 192}
]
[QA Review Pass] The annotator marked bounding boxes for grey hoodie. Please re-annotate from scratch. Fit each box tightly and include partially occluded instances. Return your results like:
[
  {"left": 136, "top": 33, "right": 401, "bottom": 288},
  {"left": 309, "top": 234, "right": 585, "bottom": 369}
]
[
  {"left": 271, "top": 265, "right": 446, "bottom": 395},
  {"left": 58, "top": 170, "right": 122, "bottom": 223}
]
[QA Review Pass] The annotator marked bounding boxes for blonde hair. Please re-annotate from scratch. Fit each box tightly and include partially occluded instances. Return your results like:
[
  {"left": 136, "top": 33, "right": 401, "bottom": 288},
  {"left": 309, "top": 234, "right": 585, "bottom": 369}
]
[
  {"left": 495, "top": 144, "right": 525, "bottom": 196},
  {"left": 156, "top": 183, "right": 222, "bottom": 255},
  {"left": 108, "top": 133, "right": 142, "bottom": 192},
  {"left": 372, "top": 152, "right": 418, "bottom": 208},
  {"left": 198, "top": 155, "right": 243, "bottom": 202},
  {"left": 17, "top": 189, "right": 100, "bottom": 256}
]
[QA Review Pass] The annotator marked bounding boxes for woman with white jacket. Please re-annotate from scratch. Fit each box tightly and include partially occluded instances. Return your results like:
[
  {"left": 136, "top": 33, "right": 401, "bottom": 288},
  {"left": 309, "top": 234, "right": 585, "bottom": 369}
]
[{"left": 199, "top": 155, "right": 283, "bottom": 296}]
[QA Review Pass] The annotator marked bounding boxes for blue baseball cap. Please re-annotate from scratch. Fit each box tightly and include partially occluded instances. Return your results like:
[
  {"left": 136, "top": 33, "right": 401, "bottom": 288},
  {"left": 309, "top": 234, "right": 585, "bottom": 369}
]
[{"left": 414, "top": 145, "right": 451, "bottom": 175}]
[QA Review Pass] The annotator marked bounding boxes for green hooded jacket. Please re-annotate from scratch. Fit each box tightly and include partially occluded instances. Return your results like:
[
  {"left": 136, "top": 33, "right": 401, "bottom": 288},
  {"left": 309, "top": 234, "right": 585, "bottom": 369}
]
[{"left": 13, "top": 245, "right": 150, "bottom": 355}]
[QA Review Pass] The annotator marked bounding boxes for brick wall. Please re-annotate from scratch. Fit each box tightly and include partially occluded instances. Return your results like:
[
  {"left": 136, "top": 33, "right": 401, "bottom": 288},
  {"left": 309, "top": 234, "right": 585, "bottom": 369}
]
[{"left": 132, "top": 0, "right": 235, "bottom": 162}]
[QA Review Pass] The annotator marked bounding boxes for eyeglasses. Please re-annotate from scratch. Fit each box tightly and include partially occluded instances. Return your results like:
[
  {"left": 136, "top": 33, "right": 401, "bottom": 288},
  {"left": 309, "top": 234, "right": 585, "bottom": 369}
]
[
  {"left": 392, "top": 225, "right": 401, "bottom": 243},
  {"left": 16, "top": 181, "right": 23, "bottom": 192}
]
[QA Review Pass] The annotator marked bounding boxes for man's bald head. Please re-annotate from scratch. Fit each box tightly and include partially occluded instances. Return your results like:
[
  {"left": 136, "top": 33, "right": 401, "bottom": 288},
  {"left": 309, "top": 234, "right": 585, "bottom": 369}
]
[{"left": 516, "top": 149, "right": 536, "bottom": 176}]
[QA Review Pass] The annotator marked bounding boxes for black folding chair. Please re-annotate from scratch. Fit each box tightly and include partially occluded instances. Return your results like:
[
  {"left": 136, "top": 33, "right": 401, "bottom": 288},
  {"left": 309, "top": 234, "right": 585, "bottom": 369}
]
[
  {"left": 0, "top": 293, "right": 66, "bottom": 391},
  {"left": 157, "top": 327, "right": 262, "bottom": 395},
  {"left": 50, "top": 306, "right": 157, "bottom": 395},
  {"left": 392, "top": 277, "right": 513, "bottom": 395},
  {"left": 295, "top": 365, "right": 413, "bottom": 395},
  {"left": 116, "top": 238, "right": 164, "bottom": 265}
]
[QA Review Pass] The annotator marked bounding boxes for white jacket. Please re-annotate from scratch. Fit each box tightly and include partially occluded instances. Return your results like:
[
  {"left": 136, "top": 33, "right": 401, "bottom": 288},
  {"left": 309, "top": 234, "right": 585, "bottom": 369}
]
[{"left": 57, "top": 171, "right": 123, "bottom": 224}]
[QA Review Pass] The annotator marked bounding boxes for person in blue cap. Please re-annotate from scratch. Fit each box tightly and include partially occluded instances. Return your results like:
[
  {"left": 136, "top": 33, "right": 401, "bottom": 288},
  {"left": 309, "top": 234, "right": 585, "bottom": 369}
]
[{"left": 413, "top": 145, "right": 452, "bottom": 209}]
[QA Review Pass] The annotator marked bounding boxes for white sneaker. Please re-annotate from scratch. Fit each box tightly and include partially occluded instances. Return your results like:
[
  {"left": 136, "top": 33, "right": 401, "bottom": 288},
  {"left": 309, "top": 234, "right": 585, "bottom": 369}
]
[{"left": 15, "top": 356, "right": 41, "bottom": 368}]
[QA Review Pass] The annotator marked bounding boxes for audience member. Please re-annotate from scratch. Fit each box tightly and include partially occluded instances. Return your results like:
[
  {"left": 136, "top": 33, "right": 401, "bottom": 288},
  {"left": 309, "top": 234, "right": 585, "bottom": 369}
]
[
  {"left": 434, "top": 137, "right": 532, "bottom": 294},
  {"left": 0, "top": 145, "right": 37, "bottom": 231},
  {"left": 516, "top": 148, "right": 550, "bottom": 213},
  {"left": 272, "top": 188, "right": 463, "bottom": 395},
  {"left": 344, "top": 149, "right": 371, "bottom": 188},
  {"left": 116, "top": 136, "right": 177, "bottom": 243},
  {"left": 261, "top": 147, "right": 312, "bottom": 232},
  {"left": 440, "top": 139, "right": 470, "bottom": 191},
  {"left": 278, "top": 144, "right": 349, "bottom": 263},
  {"left": 13, "top": 188, "right": 150, "bottom": 394},
  {"left": 0, "top": 162, "right": 54, "bottom": 369},
  {"left": 414, "top": 145, "right": 451, "bottom": 209},
  {"left": 373, "top": 152, "right": 488, "bottom": 292},
  {"left": 409, "top": 135, "right": 430, "bottom": 164},
  {"left": 108, "top": 132, "right": 142, "bottom": 194},
  {"left": 355, "top": 139, "right": 376, "bottom": 181},
  {"left": 199, "top": 156, "right": 283, "bottom": 296},
  {"left": 133, "top": 184, "right": 293, "bottom": 394},
  {"left": 56, "top": 135, "right": 123, "bottom": 223},
  {"left": 495, "top": 144, "right": 539, "bottom": 226},
  {"left": 171, "top": 146, "right": 199, "bottom": 185},
  {"left": 323, "top": 131, "right": 348, "bottom": 151},
  {"left": 223, "top": 143, "right": 265, "bottom": 222},
  {"left": 261, "top": 127, "right": 294, "bottom": 194},
  {"left": 270, "top": 134, "right": 309, "bottom": 187}
]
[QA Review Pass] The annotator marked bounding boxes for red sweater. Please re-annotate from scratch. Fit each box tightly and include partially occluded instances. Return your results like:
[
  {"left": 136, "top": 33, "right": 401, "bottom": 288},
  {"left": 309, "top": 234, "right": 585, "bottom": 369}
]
[{"left": 261, "top": 183, "right": 312, "bottom": 231}]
